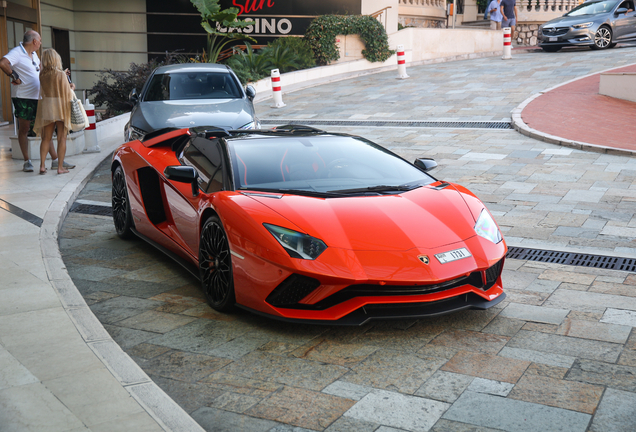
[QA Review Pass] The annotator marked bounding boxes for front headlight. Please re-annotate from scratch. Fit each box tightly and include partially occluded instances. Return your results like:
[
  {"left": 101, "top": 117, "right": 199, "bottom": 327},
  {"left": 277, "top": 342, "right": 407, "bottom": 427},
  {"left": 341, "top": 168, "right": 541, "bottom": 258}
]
[
  {"left": 572, "top": 22, "right": 593, "bottom": 29},
  {"left": 239, "top": 120, "right": 259, "bottom": 130},
  {"left": 264, "top": 224, "right": 327, "bottom": 260},
  {"left": 127, "top": 126, "right": 146, "bottom": 142},
  {"left": 474, "top": 209, "right": 502, "bottom": 244}
]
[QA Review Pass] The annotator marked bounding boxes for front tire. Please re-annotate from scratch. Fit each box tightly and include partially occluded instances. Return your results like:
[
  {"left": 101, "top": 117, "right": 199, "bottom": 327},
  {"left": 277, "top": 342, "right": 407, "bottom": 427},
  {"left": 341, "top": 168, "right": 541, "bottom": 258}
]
[
  {"left": 199, "top": 216, "right": 236, "bottom": 312},
  {"left": 592, "top": 26, "right": 612, "bottom": 50},
  {"left": 112, "top": 165, "right": 134, "bottom": 239}
]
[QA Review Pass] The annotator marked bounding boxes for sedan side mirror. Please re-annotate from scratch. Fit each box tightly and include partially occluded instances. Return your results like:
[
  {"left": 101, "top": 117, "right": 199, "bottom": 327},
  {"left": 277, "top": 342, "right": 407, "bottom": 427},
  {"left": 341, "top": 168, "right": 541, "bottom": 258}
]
[
  {"left": 616, "top": 7, "right": 628, "bottom": 14},
  {"left": 129, "top": 88, "right": 139, "bottom": 104},
  {"left": 245, "top": 85, "right": 256, "bottom": 101},
  {"left": 414, "top": 158, "right": 438, "bottom": 172},
  {"left": 164, "top": 165, "right": 199, "bottom": 196}
]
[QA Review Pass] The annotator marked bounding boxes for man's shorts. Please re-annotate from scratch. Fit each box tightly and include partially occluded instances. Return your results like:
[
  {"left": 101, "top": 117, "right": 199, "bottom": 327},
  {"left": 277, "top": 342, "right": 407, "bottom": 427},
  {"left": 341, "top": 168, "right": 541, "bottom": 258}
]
[
  {"left": 502, "top": 18, "right": 516, "bottom": 28},
  {"left": 11, "top": 98, "right": 38, "bottom": 122}
]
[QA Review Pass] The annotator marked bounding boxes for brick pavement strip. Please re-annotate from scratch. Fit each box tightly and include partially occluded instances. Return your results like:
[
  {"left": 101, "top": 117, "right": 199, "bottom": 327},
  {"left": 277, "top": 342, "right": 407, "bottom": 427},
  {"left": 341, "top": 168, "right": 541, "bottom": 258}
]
[{"left": 58, "top": 48, "right": 636, "bottom": 431}]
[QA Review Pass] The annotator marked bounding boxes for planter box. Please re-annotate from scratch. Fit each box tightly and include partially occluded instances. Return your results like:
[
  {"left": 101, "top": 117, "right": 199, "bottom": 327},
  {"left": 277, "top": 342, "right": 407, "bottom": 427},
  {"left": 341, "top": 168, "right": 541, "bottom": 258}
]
[
  {"left": 599, "top": 72, "right": 636, "bottom": 103},
  {"left": 10, "top": 112, "right": 129, "bottom": 160}
]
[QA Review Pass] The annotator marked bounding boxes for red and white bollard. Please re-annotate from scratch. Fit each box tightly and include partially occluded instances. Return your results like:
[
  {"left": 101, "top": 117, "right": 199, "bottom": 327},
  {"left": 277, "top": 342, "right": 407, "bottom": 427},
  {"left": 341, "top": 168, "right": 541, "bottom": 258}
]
[
  {"left": 83, "top": 99, "right": 100, "bottom": 153},
  {"left": 270, "top": 69, "right": 286, "bottom": 108},
  {"left": 396, "top": 45, "right": 409, "bottom": 79},
  {"left": 502, "top": 27, "right": 512, "bottom": 60}
]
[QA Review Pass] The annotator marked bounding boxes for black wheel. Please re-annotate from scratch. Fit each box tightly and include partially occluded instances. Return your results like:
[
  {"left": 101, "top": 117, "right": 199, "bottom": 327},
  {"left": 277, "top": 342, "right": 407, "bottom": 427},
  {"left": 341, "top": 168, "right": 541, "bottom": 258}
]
[
  {"left": 541, "top": 46, "right": 560, "bottom": 52},
  {"left": 608, "top": 42, "right": 617, "bottom": 49},
  {"left": 199, "top": 216, "right": 236, "bottom": 312},
  {"left": 592, "top": 26, "right": 612, "bottom": 50},
  {"left": 112, "top": 165, "right": 134, "bottom": 239}
]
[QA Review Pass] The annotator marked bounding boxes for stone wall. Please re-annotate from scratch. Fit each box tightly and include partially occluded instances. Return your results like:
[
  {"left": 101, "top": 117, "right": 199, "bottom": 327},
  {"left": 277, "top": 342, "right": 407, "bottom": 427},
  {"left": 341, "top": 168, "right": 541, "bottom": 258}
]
[
  {"left": 399, "top": 16, "right": 446, "bottom": 28},
  {"left": 515, "top": 24, "right": 539, "bottom": 46}
]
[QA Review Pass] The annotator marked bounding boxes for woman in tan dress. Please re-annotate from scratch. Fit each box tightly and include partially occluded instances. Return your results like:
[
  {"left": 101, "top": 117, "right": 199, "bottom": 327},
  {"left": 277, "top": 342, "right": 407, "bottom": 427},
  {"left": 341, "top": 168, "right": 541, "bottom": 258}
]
[{"left": 34, "top": 49, "right": 75, "bottom": 174}]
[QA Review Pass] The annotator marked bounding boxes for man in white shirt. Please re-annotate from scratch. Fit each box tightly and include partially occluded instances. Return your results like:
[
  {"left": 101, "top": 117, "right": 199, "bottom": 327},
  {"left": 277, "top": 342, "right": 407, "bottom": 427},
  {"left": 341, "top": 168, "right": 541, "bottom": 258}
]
[{"left": 0, "top": 30, "right": 73, "bottom": 172}]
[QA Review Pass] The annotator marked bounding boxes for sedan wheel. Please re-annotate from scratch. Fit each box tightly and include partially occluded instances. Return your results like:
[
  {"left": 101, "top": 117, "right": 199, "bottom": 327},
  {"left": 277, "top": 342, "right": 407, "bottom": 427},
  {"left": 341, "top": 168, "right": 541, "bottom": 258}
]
[
  {"left": 592, "top": 27, "right": 612, "bottom": 50},
  {"left": 199, "top": 216, "right": 236, "bottom": 312},
  {"left": 112, "top": 165, "right": 134, "bottom": 239}
]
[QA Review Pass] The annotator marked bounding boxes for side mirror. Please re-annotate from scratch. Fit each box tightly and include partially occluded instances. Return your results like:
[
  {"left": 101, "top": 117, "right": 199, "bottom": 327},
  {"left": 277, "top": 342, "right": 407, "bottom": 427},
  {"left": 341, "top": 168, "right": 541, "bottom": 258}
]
[
  {"left": 129, "top": 88, "right": 139, "bottom": 104},
  {"left": 616, "top": 7, "right": 628, "bottom": 14},
  {"left": 414, "top": 158, "right": 438, "bottom": 172},
  {"left": 245, "top": 85, "right": 256, "bottom": 100},
  {"left": 164, "top": 165, "right": 199, "bottom": 196}
]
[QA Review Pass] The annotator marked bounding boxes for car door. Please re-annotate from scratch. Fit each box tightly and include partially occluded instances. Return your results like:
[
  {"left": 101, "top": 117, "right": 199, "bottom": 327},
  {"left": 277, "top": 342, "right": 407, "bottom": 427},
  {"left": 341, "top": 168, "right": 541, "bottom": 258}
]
[
  {"left": 164, "top": 136, "right": 226, "bottom": 257},
  {"left": 614, "top": 1, "right": 636, "bottom": 40}
]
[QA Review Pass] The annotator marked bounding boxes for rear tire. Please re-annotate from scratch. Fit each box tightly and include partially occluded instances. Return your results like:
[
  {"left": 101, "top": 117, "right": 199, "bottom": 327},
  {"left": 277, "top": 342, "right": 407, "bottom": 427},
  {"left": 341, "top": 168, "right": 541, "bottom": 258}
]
[
  {"left": 112, "top": 165, "right": 134, "bottom": 239},
  {"left": 592, "top": 26, "right": 612, "bottom": 50},
  {"left": 199, "top": 216, "right": 236, "bottom": 312}
]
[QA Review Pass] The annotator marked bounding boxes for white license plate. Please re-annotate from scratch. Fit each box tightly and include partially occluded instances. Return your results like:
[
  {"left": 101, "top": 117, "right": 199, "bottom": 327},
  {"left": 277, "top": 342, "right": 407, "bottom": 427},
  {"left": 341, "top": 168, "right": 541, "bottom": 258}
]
[
  {"left": 435, "top": 248, "right": 472, "bottom": 264},
  {"left": 549, "top": 37, "right": 557, "bottom": 42}
]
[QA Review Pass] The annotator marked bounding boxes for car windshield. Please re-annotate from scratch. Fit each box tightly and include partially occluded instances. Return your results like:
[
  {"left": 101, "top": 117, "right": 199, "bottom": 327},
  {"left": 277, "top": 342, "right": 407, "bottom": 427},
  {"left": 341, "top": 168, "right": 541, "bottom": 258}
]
[
  {"left": 229, "top": 134, "right": 436, "bottom": 196},
  {"left": 566, "top": 0, "right": 617, "bottom": 16},
  {"left": 144, "top": 72, "right": 243, "bottom": 101}
]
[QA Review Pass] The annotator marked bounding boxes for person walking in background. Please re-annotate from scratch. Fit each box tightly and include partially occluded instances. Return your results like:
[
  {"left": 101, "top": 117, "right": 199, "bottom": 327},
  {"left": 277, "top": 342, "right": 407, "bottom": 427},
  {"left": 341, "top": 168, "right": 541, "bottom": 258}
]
[
  {"left": 488, "top": 0, "right": 503, "bottom": 30},
  {"left": 501, "top": 0, "right": 518, "bottom": 39},
  {"left": 34, "top": 49, "right": 75, "bottom": 174}
]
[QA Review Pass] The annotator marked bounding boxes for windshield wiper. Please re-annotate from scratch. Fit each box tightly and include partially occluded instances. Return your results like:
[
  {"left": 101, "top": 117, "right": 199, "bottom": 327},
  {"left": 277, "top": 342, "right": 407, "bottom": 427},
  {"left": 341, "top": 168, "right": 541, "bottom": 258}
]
[
  {"left": 327, "top": 184, "right": 421, "bottom": 194},
  {"left": 239, "top": 187, "right": 343, "bottom": 198}
]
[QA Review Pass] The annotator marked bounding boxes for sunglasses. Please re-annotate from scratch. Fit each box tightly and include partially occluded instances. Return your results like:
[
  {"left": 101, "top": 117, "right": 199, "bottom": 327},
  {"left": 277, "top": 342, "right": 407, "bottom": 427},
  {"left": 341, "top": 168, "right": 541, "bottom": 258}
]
[{"left": 32, "top": 59, "right": 39, "bottom": 72}]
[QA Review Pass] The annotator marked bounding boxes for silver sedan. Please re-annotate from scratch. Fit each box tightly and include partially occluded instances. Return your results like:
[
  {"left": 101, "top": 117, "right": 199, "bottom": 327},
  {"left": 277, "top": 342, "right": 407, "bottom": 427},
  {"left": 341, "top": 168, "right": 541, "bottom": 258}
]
[{"left": 538, "top": 0, "right": 636, "bottom": 52}]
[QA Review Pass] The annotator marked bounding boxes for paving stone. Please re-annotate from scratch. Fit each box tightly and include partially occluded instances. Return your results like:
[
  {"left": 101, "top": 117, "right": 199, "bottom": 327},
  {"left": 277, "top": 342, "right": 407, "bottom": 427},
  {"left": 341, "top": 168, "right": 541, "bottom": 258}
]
[
  {"left": 499, "top": 303, "right": 569, "bottom": 325},
  {"left": 524, "top": 279, "right": 560, "bottom": 294},
  {"left": 555, "top": 318, "right": 631, "bottom": 344},
  {"left": 116, "top": 310, "right": 197, "bottom": 334},
  {"left": 498, "top": 347, "right": 575, "bottom": 369},
  {"left": 430, "top": 418, "right": 506, "bottom": 432},
  {"left": 342, "top": 349, "right": 446, "bottom": 394},
  {"left": 199, "top": 371, "right": 283, "bottom": 395},
  {"left": 321, "top": 381, "right": 372, "bottom": 401},
  {"left": 344, "top": 389, "right": 450, "bottom": 432},
  {"left": 521, "top": 322, "right": 558, "bottom": 333},
  {"left": 507, "top": 330, "right": 622, "bottom": 362},
  {"left": 209, "top": 392, "right": 262, "bottom": 414},
  {"left": 290, "top": 339, "right": 378, "bottom": 367},
  {"left": 441, "top": 351, "right": 530, "bottom": 384},
  {"left": 126, "top": 343, "right": 171, "bottom": 360},
  {"left": 500, "top": 289, "right": 548, "bottom": 306},
  {"left": 589, "top": 388, "right": 636, "bottom": 432},
  {"left": 414, "top": 370, "right": 474, "bottom": 403},
  {"left": 566, "top": 359, "right": 636, "bottom": 392},
  {"left": 588, "top": 281, "right": 636, "bottom": 297},
  {"left": 324, "top": 416, "right": 379, "bottom": 432},
  {"left": 538, "top": 270, "right": 596, "bottom": 285},
  {"left": 442, "top": 391, "right": 591, "bottom": 432},
  {"left": 501, "top": 270, "right": 538, "bottom": 290},
  {"left": 508, "top": 374, "right": 603, "bottom": 414},
  {"left": 600, "top": 308, "right": 636, "bottom": 327},
  {"left": 246, "top": 386, "right": 355, "bottom": 431},
  {"left": 208, "top": 336, "right": 270, "bottom": 360},
  {"left": 103, "top": 324, "right": 158, "bottom": 350},
  {"left": 89, "top": 296, "right": 163, "bottom": 325},
  {"left": 222, "top": 351, "right": 347, "bottom": 391},
  {"left": 190, "top": 407, "right": 280, "bottom": 432},
  {"left": 466, "top": 378, "right": 513, "bottom": 397},
  {"left": 140, "top": 350, "right": 231, "bottom": 383},
  {"left": 546, "top": 290, "right": 636, "bottom": 313},
  {"left": 481, "top": 316, "right": 525, "bottom": 337},
  {"left": 150, "top": 375, "right": 222, "bottom": 414},
  {"left": 428, "top": 329, "right": 509, "bottom": 355},
  {"left": 523, "top": 363, "right": 569, "bottom": 380}
]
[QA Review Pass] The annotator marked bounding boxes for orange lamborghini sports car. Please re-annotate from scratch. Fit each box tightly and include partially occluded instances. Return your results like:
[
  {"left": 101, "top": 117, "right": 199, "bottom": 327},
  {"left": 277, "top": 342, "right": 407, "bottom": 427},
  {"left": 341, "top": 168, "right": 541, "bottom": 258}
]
[{"left": 111, "top": 125, "right": 506, "bottom": 325}]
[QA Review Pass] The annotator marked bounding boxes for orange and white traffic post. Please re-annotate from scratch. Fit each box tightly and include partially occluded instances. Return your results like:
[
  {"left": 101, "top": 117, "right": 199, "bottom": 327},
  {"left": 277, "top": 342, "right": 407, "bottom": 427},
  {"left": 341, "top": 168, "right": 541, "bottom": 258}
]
[
  {"left": 396, "top": 45, "right": 409, "bottom": 79},
  {"left": 83, "top": 99, "right": 100, "bottom": 153},
  {"left": 502, "top": 27, "right": 512, "bottom": 60},
  {"left": 270, "top": 69, "right": 286, "bottom": 108}
]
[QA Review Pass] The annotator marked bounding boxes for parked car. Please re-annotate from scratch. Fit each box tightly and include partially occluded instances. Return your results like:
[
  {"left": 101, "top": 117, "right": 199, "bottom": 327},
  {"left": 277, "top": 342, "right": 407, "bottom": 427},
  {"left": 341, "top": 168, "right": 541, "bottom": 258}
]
[
  {"left": 124, "top": 63, "right": 259, "bottom": 142},
  {"left": 538, "top": 0, "right": 636, "bottom": 52},
  {"left": 111, "top": 125, "right": 507, "bottom": 325}
]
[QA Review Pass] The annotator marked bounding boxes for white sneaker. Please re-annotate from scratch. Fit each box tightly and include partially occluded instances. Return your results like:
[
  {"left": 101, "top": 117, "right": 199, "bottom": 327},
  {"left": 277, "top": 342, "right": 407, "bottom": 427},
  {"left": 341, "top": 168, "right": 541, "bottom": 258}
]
[{"left": 23, "top": 160, "right": 34, "bottom": 172}]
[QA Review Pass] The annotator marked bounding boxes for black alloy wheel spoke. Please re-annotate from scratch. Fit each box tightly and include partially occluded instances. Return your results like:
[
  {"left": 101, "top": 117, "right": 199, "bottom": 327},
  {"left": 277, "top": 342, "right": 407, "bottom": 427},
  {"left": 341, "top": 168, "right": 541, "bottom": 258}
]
[{"left": 200, "top": 221, "right": 231, "bottom": 304}]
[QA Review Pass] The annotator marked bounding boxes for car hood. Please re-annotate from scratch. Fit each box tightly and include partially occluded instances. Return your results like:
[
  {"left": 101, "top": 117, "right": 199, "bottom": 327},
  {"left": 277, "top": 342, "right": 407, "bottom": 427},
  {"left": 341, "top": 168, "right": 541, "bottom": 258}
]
[
  {"left": 542, "top": 14, "right": 606, "bottom": 27},
  {"left": 131, "top": 99, "right": 255, "bottom": 132},
  {"left": 249, "top": 185, "right": 479, "bottom": 251}
]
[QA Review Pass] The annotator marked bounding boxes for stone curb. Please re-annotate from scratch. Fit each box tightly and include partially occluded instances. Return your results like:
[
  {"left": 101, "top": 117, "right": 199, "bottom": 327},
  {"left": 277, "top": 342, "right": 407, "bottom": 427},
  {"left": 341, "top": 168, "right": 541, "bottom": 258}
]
[
  {"left": 511, "top": 62, "right": 636, "bottom": 157},
  {"left": 39, "top": 141, "right": 204, "bottom": 432}
]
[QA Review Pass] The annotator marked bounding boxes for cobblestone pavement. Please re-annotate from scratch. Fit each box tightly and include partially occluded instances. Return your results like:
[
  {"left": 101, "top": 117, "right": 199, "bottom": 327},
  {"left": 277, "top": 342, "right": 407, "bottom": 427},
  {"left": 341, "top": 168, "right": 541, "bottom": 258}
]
[{"left": 59, "top": 48, "right": 636, "bottom": 432}]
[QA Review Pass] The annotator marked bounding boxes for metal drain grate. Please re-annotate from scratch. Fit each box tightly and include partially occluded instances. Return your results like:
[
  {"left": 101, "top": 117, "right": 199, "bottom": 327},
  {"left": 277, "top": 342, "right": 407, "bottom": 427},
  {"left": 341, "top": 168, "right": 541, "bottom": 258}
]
[
  {"left": 70, "top": 203, "right": 112, "bottom": 217},
  {"left": 507, "top": 246, "right": 636, "bottom": 272},
  {"left": 260, "top": 119, "right": 513, "bottom": 129}
]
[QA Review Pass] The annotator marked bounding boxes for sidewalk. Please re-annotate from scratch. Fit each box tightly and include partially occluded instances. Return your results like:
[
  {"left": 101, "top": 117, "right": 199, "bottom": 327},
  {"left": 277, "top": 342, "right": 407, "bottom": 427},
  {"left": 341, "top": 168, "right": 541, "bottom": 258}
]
[{"left": 0, "top": 127, "right": 202, "bottom": 431}]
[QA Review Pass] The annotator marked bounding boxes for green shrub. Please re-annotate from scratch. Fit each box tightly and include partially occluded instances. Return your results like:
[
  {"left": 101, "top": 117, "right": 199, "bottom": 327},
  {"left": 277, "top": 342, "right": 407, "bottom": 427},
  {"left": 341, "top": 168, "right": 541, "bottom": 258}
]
[
  {"left": 225, "top": 43, "right": 271, "bottom": 84},
  {"left": 305, "top": 15, "right": 394, "bottom": 66},
  {"left": 263, "top": 37, "right": 315, "bottom": 72}
]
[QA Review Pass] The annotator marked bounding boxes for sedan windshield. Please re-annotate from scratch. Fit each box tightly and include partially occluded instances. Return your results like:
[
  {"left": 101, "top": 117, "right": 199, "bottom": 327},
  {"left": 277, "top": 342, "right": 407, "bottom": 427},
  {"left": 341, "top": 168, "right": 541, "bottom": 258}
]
[
  {"left": 144, "top": 72, "right": 243, "bottom": 101},
  {"left": 566, "top": 0, "right": 617, "bottom": 16},
  {"left": 229, "top": 135, "right": 436, "bottom": 195}
]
